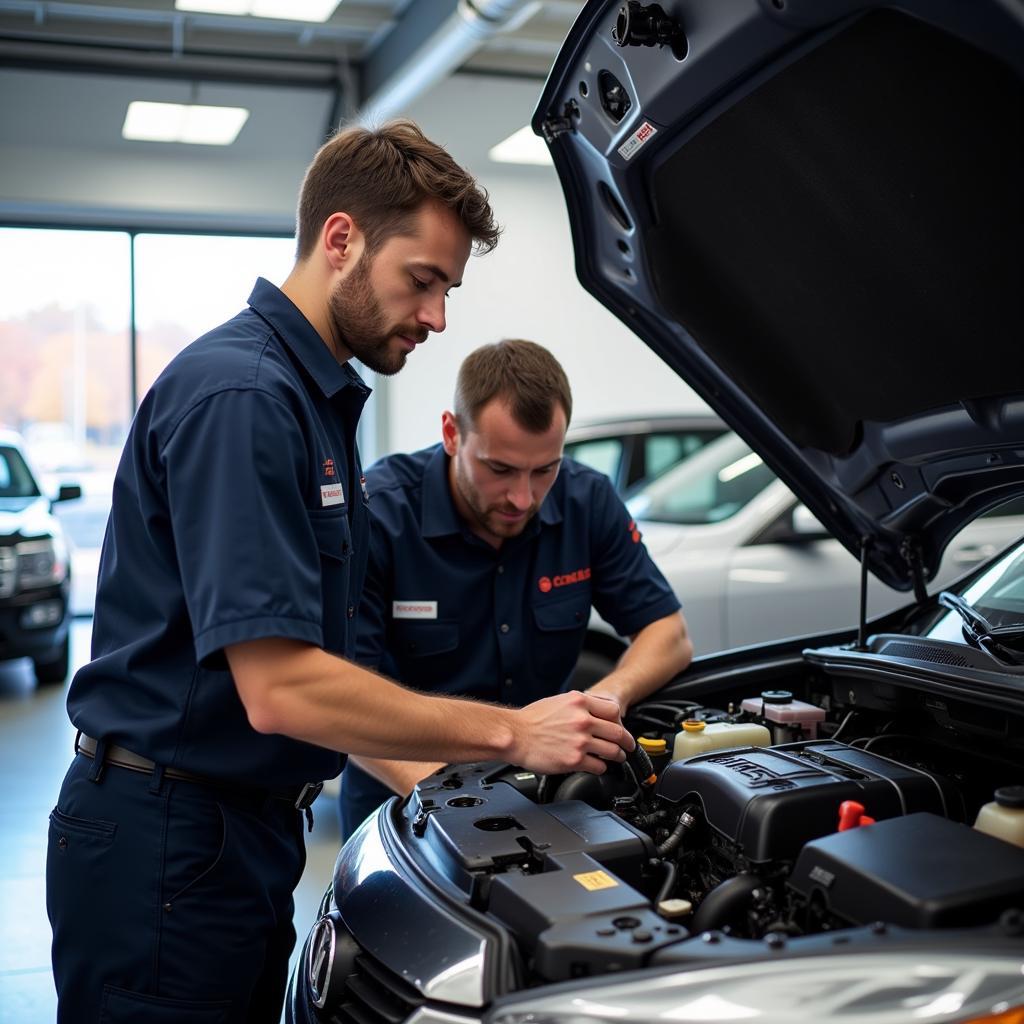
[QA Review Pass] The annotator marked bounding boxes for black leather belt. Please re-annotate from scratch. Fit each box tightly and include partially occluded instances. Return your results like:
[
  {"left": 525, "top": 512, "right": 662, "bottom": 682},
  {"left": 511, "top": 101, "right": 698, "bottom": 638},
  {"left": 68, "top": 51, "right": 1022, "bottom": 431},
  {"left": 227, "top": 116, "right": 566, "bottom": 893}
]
[{"left": 75, "top": 733, "right": 324, "bottom": 811}]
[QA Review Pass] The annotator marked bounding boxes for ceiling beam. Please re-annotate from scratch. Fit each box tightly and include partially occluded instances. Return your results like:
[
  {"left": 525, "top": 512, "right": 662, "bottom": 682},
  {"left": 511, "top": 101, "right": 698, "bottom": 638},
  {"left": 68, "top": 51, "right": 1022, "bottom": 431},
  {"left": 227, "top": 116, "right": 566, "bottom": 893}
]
[{"left": 359, "top": 0, "right": 541, "bottom": 120}]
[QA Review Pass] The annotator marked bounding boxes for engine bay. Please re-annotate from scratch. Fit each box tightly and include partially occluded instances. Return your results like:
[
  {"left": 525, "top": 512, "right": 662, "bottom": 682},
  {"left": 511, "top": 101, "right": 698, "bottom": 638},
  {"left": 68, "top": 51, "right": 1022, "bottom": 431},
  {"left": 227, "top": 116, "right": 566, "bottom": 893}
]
[{"left": 397, "top": 657, "right": 1024, "bottom": 984}]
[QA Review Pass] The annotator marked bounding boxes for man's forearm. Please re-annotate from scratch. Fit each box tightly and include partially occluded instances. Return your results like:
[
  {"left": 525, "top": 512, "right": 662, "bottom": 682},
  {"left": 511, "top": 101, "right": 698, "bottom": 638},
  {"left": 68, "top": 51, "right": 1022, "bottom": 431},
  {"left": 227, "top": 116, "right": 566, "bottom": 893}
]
[
  {"left": 229, "top": 638, "right": 515, "bottom": 761},
  {"left": 588, "top": 611, "right": 692, "bottom": 712},
  {"left": 226, "top": 637, "right": 633, "bottom": 776},
  {"left": 350, "top": 754, "right": 445, "bottom": 797}
]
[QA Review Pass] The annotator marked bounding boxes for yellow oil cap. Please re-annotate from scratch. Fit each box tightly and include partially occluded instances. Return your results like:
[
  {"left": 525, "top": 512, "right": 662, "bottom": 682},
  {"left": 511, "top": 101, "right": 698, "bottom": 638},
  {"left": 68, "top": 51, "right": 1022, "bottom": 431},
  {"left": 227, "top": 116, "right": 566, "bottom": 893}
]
[
  {"left": 681, "top": 719, "right": 706, "bottom": 732},
  {"left": 638, "top": 736, "right": 667, "bottom": 754}
]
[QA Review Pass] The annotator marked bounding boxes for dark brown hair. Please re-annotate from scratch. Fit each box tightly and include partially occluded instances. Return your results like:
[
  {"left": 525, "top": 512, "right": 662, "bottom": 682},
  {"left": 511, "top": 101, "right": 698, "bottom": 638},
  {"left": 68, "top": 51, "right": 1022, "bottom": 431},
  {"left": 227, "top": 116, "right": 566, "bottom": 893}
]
[
  {"left": 454, "top": 340, "right": 573, "bottom": 434},
  {"left": 295, "top": 119, "right": 500, "bottom": 259}
]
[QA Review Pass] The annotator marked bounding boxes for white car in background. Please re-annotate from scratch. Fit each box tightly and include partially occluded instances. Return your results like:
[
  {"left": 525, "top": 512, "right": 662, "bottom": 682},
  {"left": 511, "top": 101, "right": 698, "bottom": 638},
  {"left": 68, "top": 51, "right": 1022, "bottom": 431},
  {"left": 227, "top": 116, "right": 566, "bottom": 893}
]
[
  {"left": 579, "top": 432, "right": 1024, "bottom": 669},
  {"left": 564, "top": 412, "right": 726, "bottom": 494}
]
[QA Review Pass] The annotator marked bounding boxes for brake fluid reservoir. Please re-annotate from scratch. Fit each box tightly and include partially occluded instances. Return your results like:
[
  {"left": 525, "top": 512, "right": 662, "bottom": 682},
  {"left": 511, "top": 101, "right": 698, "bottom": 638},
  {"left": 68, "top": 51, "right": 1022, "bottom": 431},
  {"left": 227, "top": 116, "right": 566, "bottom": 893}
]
[
  {"left": 740, "top": 690, "right": 826, "bottom": 742},
  {"left": 974, "top": 786, "right": 1024, "bottom": 849},
  {"left": 672, "top": 719, "right": 771, "bottom": 761}
]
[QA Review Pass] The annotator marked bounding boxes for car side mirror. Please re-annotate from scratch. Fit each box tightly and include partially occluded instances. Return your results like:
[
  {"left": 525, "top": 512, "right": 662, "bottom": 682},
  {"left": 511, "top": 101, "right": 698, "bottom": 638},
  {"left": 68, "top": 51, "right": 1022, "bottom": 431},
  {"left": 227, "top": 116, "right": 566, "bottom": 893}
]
[
  {"left": 789, "top": 503, "right": 830, "bottom": 541},
  {"left": 54, "top": 483, "right": 82, "bottom": 503}
]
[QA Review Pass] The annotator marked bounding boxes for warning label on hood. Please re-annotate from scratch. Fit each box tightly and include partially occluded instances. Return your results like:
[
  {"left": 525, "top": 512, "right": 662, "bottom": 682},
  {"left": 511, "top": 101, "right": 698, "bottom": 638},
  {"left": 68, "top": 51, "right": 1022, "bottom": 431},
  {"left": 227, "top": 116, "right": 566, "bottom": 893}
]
[{"left": 618, "top": 120, "right": 658, "bottom": 161}]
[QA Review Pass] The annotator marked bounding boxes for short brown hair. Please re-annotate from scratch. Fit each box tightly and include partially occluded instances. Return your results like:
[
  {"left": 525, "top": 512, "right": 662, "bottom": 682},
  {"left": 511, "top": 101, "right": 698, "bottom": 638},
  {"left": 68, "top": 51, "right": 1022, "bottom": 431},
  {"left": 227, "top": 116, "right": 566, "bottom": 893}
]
[
  {"left": 295, "top": 119, "right": 500, "bottom": 259},
  {"left": 454, "top": 340, "right": 573, "bottom": 434}
]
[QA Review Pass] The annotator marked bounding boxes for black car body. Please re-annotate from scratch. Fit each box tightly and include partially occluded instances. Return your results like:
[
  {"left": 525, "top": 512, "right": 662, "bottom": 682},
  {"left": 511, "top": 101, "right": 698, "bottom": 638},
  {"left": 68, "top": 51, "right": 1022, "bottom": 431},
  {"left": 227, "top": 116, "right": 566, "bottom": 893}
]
[
  {"left": 289, "top": 2, "right": 1024, "bottom": 1021},
  {"left": 0, "top": 430, "right": 79, "bottom": 685}
]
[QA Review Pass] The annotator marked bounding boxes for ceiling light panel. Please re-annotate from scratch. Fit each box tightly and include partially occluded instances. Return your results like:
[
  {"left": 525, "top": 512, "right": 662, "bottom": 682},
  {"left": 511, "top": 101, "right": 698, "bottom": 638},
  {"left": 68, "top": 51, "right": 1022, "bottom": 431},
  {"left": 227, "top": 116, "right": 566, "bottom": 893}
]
[
  {"left": 174, "top": 0, "right": 341, "bottom": 20},
  {"left": 122, "top": 102, "right": 250, "bottom": 145},
  {"left": 488, "top": 126, "right": 553, "bottom": 166}
]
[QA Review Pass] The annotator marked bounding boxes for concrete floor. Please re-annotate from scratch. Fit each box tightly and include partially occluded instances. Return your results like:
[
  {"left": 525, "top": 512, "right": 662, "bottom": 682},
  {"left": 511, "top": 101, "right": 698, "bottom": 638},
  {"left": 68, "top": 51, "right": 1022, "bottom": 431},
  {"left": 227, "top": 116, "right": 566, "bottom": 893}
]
[{"left": 0, "top": 619, "right": 341, "bottom": 1023}]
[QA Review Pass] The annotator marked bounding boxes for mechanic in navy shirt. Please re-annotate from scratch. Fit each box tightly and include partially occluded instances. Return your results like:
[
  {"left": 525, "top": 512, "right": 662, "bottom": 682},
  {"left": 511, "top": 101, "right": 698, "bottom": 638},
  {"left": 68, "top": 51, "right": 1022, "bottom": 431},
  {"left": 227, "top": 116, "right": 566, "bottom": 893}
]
[
  {"left": 341, "top": 339, "right": 693, "bottom": 838},
  {"left": 47, "top": 124, "right": 634, "bottom": 1024}
]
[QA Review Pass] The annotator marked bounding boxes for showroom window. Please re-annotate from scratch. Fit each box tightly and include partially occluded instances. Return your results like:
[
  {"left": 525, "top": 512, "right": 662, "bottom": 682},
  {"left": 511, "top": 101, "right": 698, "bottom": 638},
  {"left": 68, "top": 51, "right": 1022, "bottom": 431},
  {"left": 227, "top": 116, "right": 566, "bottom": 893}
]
[
  {"left": 134, "top": 233, "right": 295, "bottom": 400},
  {"left": 0, "top": 226, "right": 309, "bottom": 616}
]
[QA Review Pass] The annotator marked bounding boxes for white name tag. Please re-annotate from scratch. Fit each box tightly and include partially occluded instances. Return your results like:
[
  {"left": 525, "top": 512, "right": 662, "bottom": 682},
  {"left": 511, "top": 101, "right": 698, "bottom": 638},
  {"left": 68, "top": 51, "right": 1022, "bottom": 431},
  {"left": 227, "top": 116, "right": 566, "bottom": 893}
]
[
  {"left": 321, "top": 483, "right": 345, "bottom": 507},
  {"left": 393, "top": 600, "right": 437, "bottom": 620}
]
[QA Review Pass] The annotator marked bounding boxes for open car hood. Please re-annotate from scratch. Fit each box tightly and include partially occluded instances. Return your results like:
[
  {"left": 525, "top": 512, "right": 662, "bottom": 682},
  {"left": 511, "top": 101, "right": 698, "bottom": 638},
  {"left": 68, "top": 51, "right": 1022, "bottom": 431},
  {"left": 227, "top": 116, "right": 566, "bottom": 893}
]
[{"left": 533, "top": 0, "right": 1024, "bottom": 593}]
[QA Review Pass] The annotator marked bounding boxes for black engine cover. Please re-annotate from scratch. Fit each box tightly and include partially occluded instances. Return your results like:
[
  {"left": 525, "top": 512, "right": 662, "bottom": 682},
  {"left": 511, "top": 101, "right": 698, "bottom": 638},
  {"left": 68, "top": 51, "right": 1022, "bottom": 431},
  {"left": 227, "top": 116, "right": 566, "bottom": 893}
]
[
  {"left": 789, "top": 812, "right": 1024, "bottom": 928},
  {"left": 657, "top": 741, "right": 954, "bottom": 862}
]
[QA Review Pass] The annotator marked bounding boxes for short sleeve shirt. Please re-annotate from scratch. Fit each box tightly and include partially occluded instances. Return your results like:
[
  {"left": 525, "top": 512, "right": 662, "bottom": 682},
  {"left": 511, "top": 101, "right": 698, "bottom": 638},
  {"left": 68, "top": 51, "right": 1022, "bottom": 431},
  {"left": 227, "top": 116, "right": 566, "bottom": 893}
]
[
  {"left": 67, "top": 278, "right": 371, "bottom": 787},
  {"left": 354, "top": 444, "right": 681, "bottom": 705}
]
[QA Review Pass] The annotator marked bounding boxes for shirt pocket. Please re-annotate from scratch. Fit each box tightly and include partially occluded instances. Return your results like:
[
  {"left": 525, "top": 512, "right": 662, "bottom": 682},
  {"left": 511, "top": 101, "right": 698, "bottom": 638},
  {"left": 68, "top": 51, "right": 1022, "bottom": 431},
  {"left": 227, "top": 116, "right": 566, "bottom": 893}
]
[
  {"left": 308, "top": 509, "right": 353, "bottom": 656},
  {"left": 390, "top": 620, "right": 464, "bottom": 692},
  {"left": 530, "top": 592, "right": 590, "bottom": 689}
]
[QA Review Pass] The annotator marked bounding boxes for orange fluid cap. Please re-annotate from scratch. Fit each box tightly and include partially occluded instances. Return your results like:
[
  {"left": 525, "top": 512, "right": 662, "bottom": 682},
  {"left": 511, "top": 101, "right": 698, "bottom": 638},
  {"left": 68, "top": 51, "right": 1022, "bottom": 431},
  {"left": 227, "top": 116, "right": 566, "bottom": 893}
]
[{"left": 681, "top": 719, "right": 706, "bottom": 733}]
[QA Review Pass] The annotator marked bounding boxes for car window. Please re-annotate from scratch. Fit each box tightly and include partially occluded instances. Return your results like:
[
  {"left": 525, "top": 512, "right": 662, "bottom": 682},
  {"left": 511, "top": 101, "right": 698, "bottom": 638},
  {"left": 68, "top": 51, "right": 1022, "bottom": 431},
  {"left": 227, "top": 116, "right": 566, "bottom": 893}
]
[
  {"left": 644, "top": 431, "right": 718, "bottom": 481},
  {"left": 626, "top": 432, "right": 777, "bottom": 525},
  {"left": 927, "top": 540, "right": 1024, "bottom": 643},
  {"left": 0, "top": 445, "right": 41, "bottom": 498},
  {"left": 564, "top": 437, "right": 623, "bottom": 481}
]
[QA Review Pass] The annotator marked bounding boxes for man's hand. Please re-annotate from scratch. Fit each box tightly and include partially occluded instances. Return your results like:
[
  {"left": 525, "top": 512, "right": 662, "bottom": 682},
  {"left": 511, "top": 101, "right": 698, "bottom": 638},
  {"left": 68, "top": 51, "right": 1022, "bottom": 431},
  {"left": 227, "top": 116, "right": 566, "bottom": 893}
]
[{"left": 508, "top": 691, "right": 634, "bottom": 775}]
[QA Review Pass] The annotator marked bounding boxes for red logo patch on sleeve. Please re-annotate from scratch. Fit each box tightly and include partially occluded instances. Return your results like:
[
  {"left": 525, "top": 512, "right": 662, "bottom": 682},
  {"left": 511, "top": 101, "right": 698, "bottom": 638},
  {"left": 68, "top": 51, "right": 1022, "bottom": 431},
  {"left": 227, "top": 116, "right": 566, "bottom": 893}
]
[
  {"left": 628, "top": 519, "right": 641, "bottom": 543},
  {"left": 322, "top": 458, "right": 335, "bottom": 478}
]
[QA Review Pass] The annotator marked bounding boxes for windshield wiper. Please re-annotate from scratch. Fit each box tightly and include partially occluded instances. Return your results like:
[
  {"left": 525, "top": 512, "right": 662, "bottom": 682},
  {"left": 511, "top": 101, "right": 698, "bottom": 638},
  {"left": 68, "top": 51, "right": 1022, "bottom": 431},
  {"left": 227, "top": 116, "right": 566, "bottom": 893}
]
[{"left": 937, "top": 591, "right": 1024, "bottom": 667}]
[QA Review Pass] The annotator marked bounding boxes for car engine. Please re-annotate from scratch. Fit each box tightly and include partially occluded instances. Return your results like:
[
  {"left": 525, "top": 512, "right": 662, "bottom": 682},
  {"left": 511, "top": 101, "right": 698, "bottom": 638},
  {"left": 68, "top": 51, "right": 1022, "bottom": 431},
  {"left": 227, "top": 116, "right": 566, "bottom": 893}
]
[{"left": 396, "top": 684, "right": 1024, "bottom": 983}]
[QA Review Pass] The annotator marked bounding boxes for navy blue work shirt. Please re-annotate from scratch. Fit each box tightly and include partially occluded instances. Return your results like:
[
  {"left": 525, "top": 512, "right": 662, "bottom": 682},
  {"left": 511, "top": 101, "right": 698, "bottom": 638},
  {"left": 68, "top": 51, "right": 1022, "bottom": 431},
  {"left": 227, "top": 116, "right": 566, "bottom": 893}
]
[
  {"left": 68, "top": 278, "right": 371, "bottom": 788},
  {"left": 356, "top": 444, "right": 680, "bottom": 700}
]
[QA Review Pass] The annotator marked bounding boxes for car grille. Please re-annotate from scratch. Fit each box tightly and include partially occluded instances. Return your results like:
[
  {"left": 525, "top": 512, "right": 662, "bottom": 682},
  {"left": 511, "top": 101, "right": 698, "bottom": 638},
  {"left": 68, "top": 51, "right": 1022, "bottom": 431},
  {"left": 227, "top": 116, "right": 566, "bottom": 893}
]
[
  {"left": 326, "top": 953, "right": 425, "bottom": 1024},
  {"left": 0, "top": 548, "right": 15, "bottom": 599}
]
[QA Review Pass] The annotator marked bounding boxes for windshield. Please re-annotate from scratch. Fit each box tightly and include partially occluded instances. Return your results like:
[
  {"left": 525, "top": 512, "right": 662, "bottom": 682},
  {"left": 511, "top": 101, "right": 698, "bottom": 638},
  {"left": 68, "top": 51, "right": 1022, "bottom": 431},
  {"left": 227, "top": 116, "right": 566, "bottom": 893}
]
[
  {"left": 626, "top": 432, "right": 778, "bottom": 525},
  {"left": 0, "top": 445, "right": 41, "bottom": 499},
  {"left": 927, "top": 541, "right": 1024, "bottom": 642}
]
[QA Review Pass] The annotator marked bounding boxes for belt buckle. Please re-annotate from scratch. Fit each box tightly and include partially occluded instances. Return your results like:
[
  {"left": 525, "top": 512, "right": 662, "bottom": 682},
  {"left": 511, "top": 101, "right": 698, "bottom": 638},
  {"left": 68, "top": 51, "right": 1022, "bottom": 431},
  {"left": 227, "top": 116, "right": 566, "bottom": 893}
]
[{"left": 295, "top": 781, "right": 324, "bottom": 810}]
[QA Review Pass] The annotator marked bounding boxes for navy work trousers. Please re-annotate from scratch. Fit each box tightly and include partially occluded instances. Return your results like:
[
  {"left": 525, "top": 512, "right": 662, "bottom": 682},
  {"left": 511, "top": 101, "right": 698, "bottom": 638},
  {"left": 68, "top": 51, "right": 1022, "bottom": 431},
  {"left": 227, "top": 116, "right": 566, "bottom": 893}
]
[{"left": 46, "top": 753, "right": 307, "bottom": 1023}]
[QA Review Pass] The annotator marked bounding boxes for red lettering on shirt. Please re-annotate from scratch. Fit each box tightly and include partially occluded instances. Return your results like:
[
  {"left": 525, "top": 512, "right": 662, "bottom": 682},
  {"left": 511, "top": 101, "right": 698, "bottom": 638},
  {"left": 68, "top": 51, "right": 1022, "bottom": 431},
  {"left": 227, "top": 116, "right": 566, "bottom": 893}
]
[{"left": 538, "top": 567, "right": 592, "bottom": 591}]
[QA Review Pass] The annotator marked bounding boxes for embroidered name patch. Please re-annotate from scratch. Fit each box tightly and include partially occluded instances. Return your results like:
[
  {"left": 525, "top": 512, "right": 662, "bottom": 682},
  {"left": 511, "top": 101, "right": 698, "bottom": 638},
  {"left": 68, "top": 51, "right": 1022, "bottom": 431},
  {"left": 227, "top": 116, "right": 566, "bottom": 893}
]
[
  {"left": 321, "top": 483, "right": 345, "bottom": 507},
  {"left": 393, "top": 601, "right": 438, "bottom": 620}
]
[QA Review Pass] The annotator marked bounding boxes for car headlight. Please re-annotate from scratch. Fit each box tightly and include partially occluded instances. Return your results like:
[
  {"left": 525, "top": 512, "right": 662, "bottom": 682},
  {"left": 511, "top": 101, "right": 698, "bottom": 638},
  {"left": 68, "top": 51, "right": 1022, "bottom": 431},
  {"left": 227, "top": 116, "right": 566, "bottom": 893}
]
[
  {"left": 490, "top": 952, "right": 1024, "bottom": 1024},
  {"left": 16, "top": 535, "right": 68, "bottom": 589}
]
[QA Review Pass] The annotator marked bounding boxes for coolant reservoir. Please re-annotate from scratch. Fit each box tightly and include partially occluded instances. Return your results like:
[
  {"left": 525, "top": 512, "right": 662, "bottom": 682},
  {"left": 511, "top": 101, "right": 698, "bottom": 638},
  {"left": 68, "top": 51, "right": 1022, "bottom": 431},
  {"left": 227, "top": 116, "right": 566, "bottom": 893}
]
[
  {"left": 740, "top": 690, "right": 826, "bottom": 741},
  {"left": 974, "top": 786, "right": 1024, "bottom": 849},
  {"left": 672, "top": 719, "right": 771, "bottom": 761}
]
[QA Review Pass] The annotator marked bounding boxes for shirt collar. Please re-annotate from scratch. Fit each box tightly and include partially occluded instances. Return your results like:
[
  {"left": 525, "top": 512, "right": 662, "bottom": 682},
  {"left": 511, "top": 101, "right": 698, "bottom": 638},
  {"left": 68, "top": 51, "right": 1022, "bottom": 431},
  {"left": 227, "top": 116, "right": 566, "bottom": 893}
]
[
  {"left": 421, "top": 445, "right": 463, "bottom": 538},
  {"left": 247, "top": 277, "right": 367, "bottom": 400},
  {"left": 420, "top": 444, "right": 564, "bottom": 539}
]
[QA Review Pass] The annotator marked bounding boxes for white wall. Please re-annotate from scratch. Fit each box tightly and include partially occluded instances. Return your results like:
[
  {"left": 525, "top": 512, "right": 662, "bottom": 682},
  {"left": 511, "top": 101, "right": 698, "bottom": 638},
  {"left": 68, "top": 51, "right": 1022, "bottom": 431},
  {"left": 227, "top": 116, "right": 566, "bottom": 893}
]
[{"left": 377, "top": 167, "right": 708, "bottom": 455}]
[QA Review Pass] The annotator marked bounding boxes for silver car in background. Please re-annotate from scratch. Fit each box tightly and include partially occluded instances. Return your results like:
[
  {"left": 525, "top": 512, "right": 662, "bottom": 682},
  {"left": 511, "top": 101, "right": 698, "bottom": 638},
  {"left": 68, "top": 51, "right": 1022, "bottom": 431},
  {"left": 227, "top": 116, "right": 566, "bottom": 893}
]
[{"left": 587, "top": 432, "right": 1024, "bottom": 659}]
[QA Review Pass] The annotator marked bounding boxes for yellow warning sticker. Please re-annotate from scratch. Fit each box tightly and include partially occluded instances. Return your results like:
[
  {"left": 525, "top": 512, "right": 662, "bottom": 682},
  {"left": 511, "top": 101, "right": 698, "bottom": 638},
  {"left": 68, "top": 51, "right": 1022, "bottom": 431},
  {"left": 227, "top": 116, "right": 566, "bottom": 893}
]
[{"left": 573, "top": 870, "right": 619, "bottom": 891}]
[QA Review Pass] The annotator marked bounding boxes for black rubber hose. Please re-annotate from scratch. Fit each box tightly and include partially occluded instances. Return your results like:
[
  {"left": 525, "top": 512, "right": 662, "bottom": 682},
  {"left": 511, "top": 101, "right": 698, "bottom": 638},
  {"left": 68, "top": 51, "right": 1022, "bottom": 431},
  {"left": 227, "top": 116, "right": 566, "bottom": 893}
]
[
  {"left": 691, "top": 874, "right": 761, "bottom": 933},
  {"left": 654, "top": 858, "right": 678, "bottom": 905},
  {"left": 656, "top": 810, "right": 696, "bottom": 858},
  {"left": 627, "top": 743, "right": 655, "bottom": 785}
]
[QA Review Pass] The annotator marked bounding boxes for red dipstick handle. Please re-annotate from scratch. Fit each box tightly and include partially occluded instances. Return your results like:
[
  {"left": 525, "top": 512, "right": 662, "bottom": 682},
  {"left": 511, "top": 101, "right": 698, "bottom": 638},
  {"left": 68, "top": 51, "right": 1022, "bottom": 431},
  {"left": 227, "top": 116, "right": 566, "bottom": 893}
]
[{"left": 838, "top": 800, "right": 876, "bottom": 831}]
